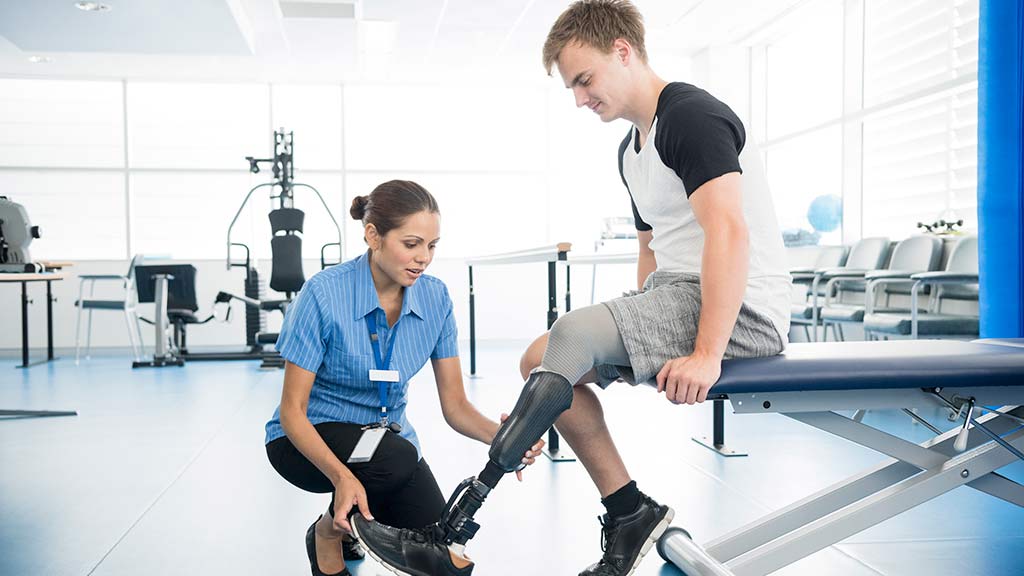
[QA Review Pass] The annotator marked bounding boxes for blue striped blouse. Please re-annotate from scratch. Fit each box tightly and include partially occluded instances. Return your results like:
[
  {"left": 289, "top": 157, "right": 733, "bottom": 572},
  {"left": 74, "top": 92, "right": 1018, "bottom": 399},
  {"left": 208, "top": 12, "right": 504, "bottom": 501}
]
[{"left": 264, "top": 250, "right": 459, "bottom": 458}]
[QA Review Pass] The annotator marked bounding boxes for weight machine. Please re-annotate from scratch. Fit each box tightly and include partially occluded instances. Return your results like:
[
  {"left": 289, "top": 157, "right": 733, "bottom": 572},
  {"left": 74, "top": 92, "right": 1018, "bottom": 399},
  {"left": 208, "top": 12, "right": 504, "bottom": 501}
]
[{"left": 132, "top": 129, "right": 342, "bottom": 369}]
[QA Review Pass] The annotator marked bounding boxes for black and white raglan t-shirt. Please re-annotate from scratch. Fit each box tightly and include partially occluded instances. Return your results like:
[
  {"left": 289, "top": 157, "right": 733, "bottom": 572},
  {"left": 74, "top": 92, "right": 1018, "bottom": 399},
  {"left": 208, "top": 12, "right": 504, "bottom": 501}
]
[{"left": 618, "top": 82, "right": 792, "bottom": 342}]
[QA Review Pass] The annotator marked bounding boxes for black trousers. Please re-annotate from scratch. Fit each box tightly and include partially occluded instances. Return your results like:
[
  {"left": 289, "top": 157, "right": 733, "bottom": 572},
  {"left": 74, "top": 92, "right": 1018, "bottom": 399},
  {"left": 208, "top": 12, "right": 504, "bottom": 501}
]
[{"left": 266, "top": 422, "right": 445, "bottom": 529}]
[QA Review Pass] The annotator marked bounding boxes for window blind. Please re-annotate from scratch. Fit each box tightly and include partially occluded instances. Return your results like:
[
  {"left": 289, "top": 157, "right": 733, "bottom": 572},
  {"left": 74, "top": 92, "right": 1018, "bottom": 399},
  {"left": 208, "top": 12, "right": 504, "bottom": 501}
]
[{"left": 862, "top": 0, "right": 978, "bottom": 237}]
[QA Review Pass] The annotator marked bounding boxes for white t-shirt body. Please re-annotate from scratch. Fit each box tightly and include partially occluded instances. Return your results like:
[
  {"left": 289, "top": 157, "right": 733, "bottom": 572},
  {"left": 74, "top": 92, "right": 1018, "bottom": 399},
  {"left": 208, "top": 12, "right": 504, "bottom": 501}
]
[{"left": 618, "top": 82, "right": 792, "bottom": 342}]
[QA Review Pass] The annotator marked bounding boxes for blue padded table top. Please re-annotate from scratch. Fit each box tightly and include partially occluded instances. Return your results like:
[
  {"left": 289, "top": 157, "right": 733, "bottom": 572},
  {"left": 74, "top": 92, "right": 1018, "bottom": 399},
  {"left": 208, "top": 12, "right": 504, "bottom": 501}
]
[{"left": 710, "top": 340, "right": 1024, "bottom": 395}]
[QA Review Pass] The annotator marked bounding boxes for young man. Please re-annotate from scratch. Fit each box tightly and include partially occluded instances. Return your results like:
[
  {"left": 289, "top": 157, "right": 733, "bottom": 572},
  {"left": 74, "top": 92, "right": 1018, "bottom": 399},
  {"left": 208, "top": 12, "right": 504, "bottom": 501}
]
[{"left": 351, "top": 2, "right": 792, "bottom": 575}]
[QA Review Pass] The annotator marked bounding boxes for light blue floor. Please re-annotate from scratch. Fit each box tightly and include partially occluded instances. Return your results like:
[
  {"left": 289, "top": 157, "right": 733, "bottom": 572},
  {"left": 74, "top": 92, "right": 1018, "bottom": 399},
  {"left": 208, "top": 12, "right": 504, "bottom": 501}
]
[{"left": 2, "top": 342, "right": 1024, "bottom": 576}]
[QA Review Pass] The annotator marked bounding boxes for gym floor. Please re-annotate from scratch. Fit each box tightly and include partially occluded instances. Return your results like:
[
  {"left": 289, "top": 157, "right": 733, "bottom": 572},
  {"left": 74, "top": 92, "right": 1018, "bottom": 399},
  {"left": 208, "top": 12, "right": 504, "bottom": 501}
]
[{"left": 2, "top": 342, "right": 1024, "bottom": 576}]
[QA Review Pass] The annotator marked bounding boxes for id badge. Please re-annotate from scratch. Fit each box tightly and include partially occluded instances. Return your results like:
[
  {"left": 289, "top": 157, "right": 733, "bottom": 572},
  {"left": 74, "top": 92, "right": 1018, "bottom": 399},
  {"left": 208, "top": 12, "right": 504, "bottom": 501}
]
[
  {"left": 347, "top": 427, "right": 387, "bottom": 463},
  {"left": 369, "top": 369, "right": 400, "bottom": 382}
]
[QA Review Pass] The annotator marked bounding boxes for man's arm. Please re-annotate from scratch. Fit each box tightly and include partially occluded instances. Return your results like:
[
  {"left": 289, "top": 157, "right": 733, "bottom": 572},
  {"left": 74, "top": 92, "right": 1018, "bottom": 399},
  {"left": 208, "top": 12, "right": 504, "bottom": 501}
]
[
  {"left": 637, "top": 229, "right": 656, "bottom": 290},
  {"left": 692, "top": 171, "right": 749, "bottom": 360},
  {"left": 655, "top": 171, "right": 748, "bottom": 404}
]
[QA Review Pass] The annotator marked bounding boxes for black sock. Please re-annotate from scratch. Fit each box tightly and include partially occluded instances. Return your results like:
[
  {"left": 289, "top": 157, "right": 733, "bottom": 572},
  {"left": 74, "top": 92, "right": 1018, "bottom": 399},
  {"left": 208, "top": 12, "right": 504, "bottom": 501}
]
[{"left": 602, "top": 480, "right": 641, "bottom": 518}]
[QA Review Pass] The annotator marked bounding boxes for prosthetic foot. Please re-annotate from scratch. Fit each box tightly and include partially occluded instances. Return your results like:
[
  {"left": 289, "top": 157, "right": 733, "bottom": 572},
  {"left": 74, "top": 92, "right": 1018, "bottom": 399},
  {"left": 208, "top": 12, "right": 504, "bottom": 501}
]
[
  {"left": 352, "top": 371, "right": 573, "bottom": 574},
  {"left": 350, "top": 516, "right": 471, "bottom": 576},
  {"left": 438, "top": 370, "right": 573, "bottom": 547}
]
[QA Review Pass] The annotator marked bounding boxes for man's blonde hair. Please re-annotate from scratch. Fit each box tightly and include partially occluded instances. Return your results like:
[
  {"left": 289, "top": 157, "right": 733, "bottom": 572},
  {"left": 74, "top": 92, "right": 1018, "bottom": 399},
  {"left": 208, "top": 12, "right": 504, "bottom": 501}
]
[{"left": 542, "top": 0, "right": 647, "bottom": 75}]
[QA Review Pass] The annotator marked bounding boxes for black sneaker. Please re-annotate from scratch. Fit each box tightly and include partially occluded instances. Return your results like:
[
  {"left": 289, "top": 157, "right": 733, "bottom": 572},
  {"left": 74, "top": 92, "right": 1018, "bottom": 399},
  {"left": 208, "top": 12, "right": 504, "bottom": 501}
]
[
  {"left": 579, "top": 494, "right": 674, "bottom": 576},
  {"left": 350, "top": 515, "right": 474, "bottom": 576}
]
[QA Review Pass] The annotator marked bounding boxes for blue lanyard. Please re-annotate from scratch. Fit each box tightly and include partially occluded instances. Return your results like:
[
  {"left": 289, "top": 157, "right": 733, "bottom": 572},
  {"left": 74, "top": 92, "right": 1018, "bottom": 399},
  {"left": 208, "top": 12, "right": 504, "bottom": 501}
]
[{"left": 365, "top": 312, "right": 399, "bottom": 424}]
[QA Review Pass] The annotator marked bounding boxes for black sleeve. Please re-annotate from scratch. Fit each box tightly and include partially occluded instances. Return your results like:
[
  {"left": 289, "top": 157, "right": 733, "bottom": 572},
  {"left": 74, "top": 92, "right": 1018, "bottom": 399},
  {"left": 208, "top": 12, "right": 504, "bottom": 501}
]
[
  {"left": 618, "top": 129, "right": 652, "bottom": 231},
  {"left": 654, "top": 93, "right": 746, "bottom": 198}
]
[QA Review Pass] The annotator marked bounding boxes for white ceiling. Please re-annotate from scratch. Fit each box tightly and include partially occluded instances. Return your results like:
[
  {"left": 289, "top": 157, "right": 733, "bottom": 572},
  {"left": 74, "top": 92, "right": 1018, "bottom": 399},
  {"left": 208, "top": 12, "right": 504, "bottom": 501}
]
[{"left": 0, "top": 0, "right": 808, "bottom": 84}]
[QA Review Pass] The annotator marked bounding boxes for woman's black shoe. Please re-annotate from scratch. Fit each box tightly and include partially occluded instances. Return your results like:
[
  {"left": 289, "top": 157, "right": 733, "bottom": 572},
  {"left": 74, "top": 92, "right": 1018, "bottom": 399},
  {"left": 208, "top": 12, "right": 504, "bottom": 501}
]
[{"left": 306, "top": 518, "right": 352, "bottom": 576}]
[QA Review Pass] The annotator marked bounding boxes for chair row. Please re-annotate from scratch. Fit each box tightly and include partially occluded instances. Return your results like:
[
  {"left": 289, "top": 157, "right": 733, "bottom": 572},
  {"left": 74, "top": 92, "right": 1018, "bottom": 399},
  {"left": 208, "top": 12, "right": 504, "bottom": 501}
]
[{"left": 790, "top": 234, "right": 979, "bottom": 342}]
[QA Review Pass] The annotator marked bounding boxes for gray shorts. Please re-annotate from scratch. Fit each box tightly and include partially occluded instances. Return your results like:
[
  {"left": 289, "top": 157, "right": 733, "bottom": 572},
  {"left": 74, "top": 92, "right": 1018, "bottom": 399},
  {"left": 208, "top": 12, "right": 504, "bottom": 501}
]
[{"left": 595, "top": 271, "right": 784, "bottom": 388}]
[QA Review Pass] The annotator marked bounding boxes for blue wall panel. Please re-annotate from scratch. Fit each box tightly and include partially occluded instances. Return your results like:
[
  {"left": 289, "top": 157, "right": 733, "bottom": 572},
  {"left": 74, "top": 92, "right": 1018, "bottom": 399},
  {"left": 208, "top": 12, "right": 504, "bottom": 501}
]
[{"left": 978, "top": 0, "right": 1024, "bottom": 337}]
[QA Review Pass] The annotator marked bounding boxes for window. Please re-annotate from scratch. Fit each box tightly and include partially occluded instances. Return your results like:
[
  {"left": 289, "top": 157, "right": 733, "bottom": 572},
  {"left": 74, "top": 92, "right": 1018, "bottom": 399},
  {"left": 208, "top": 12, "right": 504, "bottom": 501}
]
[
  {"left": 863, "top": 0, "right": 978, "bottom": 106},
  {"left": 0, "top": 79, "right": 123, "bottom": 168},
  {"left": 128, "top": 82, "right": 270, "bottom": 169},
  {"left": 862, "top": 83, "right": 977, "bottom": 237},
  {"left": 344, "top": 84, "right": 546, "bottom": 172},
  {"left": 765, "top": 0, "right": 844, "bottom": 139},
  {"left": 271, "top": 85, "right": 343, "bottom": 171},
  {"left": 760, "top": 0, "right": 845, "bottom": 242},
  {"left": 546, "top": 86, "right": 634, "bottom": 255},
  {"left": 344, "top": 172, "right": 548, "bottom": 259},
  {"left": 756, "top": 0, "right": 978, "bottom": 241},
  {"left": 861, "top": 0, "right": 978, "bottom": 237},
  {"left": 130, "top": 171, "right": 260, "bottom": 259},
  {"left": 0, "top": 171, "right": 126, "bottom": 259},
  {"left": 765, "top": 126, "right": 843, "bottom": 245}
]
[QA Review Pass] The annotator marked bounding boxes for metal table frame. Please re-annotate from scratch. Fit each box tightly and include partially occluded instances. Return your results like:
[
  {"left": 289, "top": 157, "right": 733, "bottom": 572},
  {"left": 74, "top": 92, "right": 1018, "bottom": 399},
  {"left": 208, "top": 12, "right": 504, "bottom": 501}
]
[
  {"left": 1, "top": 272, "right": 77, "bottom": 419},
  {"left": 662, "top": 386, "right": 1024, "bottom": 575}
]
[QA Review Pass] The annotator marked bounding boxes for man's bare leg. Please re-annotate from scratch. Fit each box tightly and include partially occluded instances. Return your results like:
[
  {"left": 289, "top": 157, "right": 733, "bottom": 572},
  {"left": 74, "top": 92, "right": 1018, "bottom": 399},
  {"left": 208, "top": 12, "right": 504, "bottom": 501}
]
[{"left": 520, "top": 333, "right": 631, "bottom": 498}]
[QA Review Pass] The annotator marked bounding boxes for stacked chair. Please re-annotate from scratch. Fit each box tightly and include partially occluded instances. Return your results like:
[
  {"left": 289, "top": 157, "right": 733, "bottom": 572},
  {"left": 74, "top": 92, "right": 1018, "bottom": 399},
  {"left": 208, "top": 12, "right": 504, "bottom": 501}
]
[
  {"left": 863, "top": 235, "right": 979, "bottom": 340},
  {"left": 789, "top": 246, "right": 849, "bottom": 340},
  {"left": 819, "top": 235, "right": 943, "bottom": 341},
  {"left": 790, "top": 237, "right": 890, "bottom": 341}
]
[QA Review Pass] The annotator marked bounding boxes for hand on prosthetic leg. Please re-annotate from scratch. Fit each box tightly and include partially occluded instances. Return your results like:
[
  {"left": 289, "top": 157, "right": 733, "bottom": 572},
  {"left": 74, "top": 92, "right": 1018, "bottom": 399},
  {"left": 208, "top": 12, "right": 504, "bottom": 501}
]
[
  {"left": 349, "top": 370, "right": 573, "bottom": 576},
  {"left": 439, "top": 370, "right": 574, "bottom": 550}
]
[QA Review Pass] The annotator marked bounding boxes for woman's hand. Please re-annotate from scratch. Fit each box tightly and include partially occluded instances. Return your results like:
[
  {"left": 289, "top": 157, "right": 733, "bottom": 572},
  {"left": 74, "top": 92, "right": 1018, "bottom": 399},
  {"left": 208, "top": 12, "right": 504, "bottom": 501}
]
[
  {"left": 499, "top": 413, "right": 546, "bottom": 481},
  {"left": 332, "top": 472, "right": 373, "bottom": 532}
]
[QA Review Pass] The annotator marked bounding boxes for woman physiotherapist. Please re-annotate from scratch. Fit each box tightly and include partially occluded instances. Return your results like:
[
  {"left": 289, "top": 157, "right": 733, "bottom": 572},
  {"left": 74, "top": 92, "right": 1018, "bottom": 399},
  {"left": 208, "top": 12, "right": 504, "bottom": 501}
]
[{"left": 264, "top": 180, "right": 545, "bottom": 576}]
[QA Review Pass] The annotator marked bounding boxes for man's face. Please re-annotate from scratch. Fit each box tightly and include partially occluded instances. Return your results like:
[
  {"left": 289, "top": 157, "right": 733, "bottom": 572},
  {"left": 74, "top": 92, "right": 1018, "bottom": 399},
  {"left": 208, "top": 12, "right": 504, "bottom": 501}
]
[{"left": 555, "top": 40, "right": 628, "bottom": 123}]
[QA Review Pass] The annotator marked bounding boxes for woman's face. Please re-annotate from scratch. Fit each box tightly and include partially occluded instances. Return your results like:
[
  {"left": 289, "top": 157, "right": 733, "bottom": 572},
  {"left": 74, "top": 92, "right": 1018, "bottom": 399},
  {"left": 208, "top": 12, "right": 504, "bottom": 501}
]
[{"left": 368, "top": 210, "right": 441, "bottom": 288}]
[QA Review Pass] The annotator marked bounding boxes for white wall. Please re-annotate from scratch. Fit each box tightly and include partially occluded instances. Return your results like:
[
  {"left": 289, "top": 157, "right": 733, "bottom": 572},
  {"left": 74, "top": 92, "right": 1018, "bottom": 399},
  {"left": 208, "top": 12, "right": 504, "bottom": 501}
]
[
  {"left": 0, "top": 73, "right": 649, "bottom": 352},
  {"left": 5, "top": 0, "right": 980, "bottom": 354},
  {"left": 0, "top": 255, "right": 644, "bottom": 354}
]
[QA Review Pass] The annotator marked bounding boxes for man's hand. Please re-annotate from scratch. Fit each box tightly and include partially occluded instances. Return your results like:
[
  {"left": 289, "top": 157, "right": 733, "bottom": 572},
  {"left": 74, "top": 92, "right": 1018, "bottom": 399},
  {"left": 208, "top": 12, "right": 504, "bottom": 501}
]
[{"left": 655, "top": 351, "right": 722, "bottom": 405}]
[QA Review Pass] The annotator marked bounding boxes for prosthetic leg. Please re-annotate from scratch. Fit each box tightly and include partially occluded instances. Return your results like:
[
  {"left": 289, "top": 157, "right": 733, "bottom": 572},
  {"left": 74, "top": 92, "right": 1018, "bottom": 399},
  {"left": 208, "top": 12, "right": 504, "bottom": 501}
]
[{"left": 439, "top": 370, "right": 573, "bottom": 548}]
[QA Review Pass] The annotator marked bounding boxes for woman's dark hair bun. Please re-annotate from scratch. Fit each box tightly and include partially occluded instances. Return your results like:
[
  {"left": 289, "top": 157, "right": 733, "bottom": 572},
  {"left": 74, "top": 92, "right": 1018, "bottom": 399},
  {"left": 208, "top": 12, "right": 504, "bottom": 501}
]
[
  {"left": 354, "top": 180, "right": 439, "bottom": 244},
  {"left": 350, "top": 195, "right": 369, "bottom": 220}
]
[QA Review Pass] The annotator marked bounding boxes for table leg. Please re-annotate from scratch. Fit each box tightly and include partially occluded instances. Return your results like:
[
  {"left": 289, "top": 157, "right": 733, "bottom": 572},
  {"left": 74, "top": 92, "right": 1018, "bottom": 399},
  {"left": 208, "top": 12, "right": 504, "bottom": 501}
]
[
  {"left": 20, "top": 281, "right": 29, "bottom": 368},
  {"left": 544, "top": 260, "right": 575, "bottom": 462},
  {"left": 469, "top": 265, "right": 476, "bottom": 376},
  {"left": 565, "top": 264, "right": 572, "bottom": 313},
  {"left": 692, "top": 399, "right": 748, "bottom": 457},
  {"left": 546, "top": 261, "right": 558, "bottom": 328},
  {"left": 46, "top": 280, "right": 54, "bottom": 360}
]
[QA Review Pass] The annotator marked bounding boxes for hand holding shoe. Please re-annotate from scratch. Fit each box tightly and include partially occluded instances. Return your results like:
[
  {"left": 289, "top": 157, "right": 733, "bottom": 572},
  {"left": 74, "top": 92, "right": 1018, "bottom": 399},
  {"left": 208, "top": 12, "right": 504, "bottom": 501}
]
[{"left": 332, "top": 472, "right": 373, "bottom": 533}]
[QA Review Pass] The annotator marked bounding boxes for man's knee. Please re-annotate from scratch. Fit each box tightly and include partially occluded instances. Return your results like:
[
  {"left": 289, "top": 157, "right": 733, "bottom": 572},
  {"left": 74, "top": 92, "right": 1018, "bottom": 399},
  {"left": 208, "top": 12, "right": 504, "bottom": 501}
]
[{"left": 548, "top": 308, "right": 588, "bottom": 345}]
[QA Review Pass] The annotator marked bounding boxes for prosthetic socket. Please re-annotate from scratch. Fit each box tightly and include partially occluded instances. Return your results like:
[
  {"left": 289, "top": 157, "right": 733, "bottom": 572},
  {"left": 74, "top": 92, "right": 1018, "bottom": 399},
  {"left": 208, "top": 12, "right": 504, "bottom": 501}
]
[{"left": 439, "top": 370, "right": 573, "bottom": 545}]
